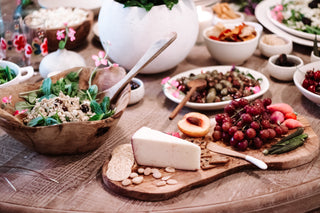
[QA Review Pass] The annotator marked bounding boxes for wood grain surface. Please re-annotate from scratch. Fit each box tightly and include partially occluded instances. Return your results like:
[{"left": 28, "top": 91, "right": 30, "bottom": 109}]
[
  {"left": 1, "top": 0, "right": 320, "bottom": 212},
  {"left": 102, "top": 116, "right": 319, "bottom": 201}
]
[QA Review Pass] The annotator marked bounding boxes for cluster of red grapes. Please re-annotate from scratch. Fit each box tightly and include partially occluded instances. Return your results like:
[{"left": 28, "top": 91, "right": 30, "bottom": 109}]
[
  {"left": 212, "top": 98, "right": 289, "bottom": 151},
  {"left": 302, "top": 70, "right": 320, "bottom": 95}
]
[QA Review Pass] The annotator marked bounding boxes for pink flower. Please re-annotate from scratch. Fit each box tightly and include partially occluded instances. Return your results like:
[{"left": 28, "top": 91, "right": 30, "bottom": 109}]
[
  {"left": 172, "top": 90, "right": 180, "bottom": 98},
  {"left": 25, "top": 43, "right": 32, "bottom": 58},
  {"left": 161, "top": 77, "right": 170, "bottom": 85},
  {"left": 56, "top": 30, "right": 65, "bottom": 40},
  {"left": 92, "top": 51, "right": 108, "bottom": 67},
  {"left": 1, "top": 38, "right": 7, "bottom": 50},
  {"left": 68, "top": 28, "right": 76, "bottom": 41},
  {"left": 245, "top": 86, "right": 261, "bottom": 94},
  {"left": 2, "top": 96, "right": 12, "bottom": 104},
  {"left": 171, "top": 80, "right": 179, "bottom": 88},
  {"left": 13, "top": 35, "right": 27, "bottom": 52},
  {"left": 41, "top": 38, "right": 48, "bottom": 56},
  {"left": 112, "top": 63, "right": 119, "bottom": 67},
  {"left": 14, "top": 109, "right": 28, "bottom": 116}
]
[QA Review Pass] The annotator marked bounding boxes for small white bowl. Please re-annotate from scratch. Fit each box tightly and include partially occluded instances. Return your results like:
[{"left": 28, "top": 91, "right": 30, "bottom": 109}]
[
  {"left": 267, "top": 54, "right": 304, "bottom": 81},
  {"left": 310, "top": 50, "right": 320, "bottom": 63},
  {"left": 259, "top": 34, "right": 293, "bottom": 58},
  {"left": 212, "top": 11, "right": 244, "bottom": 25},
  {"left": 129, "top": 78, "right": 145, "bottom": 105},
  {"left": 0, "top": 60, "right": 34, "bottom": 88},
  {"left": 203, "top": 22, "right": 262, "bottom": 65},
  {"left": 293, "top": 61, "right": 320, "bottom": 105}
]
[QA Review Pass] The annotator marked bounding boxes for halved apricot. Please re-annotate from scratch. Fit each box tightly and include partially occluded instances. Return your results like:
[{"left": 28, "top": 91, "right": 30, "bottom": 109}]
[{"left": 177, "top": 112, "right": 211, "bottom": 137}]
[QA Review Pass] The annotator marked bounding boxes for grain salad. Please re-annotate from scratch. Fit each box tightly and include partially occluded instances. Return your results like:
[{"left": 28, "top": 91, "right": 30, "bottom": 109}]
[{"left": 24, "top": 92, "right": 94, "bottom": 124}]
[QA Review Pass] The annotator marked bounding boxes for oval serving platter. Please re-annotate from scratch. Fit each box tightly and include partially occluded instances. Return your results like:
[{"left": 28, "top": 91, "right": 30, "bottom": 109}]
[
  {"left": 163, "top": 65, "right": 270, "bottom": 110},
  {"left": 266, "top": 0, "right": 320, "bottom": 41}
]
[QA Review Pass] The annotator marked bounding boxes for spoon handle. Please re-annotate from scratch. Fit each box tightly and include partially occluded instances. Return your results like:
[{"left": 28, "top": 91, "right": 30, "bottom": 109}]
[
  {"left": 169, "top": 86, "right": 197, "bottom": 120},
  {"left": 107, "top": 32, "right": 177, "bottom": 101}
]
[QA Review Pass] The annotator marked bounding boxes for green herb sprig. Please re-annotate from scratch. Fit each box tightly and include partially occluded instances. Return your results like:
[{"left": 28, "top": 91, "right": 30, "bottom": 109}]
[
  {"left": 0, "top": 66, "right": 16, "bottom": 85},
  {"left": 115, "top": 0, "right": 178, "bottom": 11}
]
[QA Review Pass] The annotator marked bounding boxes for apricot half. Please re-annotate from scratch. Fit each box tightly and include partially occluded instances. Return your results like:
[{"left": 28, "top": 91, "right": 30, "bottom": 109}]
[{"left": 177, "top": 112, "right": 211, "bottom": 137}]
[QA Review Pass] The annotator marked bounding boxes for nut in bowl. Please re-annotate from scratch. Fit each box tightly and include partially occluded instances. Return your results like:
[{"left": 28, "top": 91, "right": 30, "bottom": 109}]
[
  {"left": 0, "top": 67, "right": 130, "bottom": 155},
  {"left": 203, "top": 22, "right": 262, "bottom": 65},
  {"left": 267, "top": 54, "right": 304, "bottom": 81},
  {"left": 24, "top": 7, "right": 94, "bottom": 52},
  {"left": 293, "top": 61, "right": 320, "bottom": 106},
  {"left": 0, "top": 60, "right": 34, "bottom": 88},
  {"left": 259, "top": 34, "right": 293, "bottom": 58}
]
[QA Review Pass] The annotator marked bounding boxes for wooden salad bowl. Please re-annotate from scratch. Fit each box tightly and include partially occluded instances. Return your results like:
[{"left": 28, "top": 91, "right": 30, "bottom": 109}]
[{"left": 0, "top": 66, "right": 130, "bottom": 155}]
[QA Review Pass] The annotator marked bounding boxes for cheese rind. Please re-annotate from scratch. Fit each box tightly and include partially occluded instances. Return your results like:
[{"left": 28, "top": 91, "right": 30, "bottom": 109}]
[{"left": 131, "top": 127, "right": 201, "bottom": 171}]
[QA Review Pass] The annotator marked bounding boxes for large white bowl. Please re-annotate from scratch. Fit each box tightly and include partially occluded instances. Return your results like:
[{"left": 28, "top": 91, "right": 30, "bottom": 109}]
[
  {"left": 293, "top": 61, "right": 320, "bottom": 105},
  {"left": 98, "top": 0, "right": 198, "bottom": 74},
  {"left": 203, "top": 22, "right": 262, "bottom": 65}
]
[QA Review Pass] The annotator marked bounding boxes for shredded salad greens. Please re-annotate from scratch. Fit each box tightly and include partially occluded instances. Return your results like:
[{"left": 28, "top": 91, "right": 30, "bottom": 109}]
[{"left": 0, "top": 66, "right": 16, "bottom": 85}]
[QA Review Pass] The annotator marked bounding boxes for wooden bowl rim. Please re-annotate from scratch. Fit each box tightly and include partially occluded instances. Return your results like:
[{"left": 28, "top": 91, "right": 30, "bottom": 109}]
[{"left": 24, "top": 7, "right": 94, "bottom": 31}]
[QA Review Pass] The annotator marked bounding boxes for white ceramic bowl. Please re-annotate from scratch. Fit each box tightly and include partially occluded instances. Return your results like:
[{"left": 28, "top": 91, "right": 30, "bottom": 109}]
[
  {"left": 129, "top": 78, "right": 145, "bottom": 105},
  {"left": 0, "top": 60, "right": 34, "bottom": 88},
  {"left": 293, "top": 61, "right": 320, "bottom": 105},
  {"left": 267, "top": 54, "right": 304, "bottom": 81},
  {"left": 212, "top": 11, "right": 244, "bottom": 25},
  {"left": 259, "top": 34, "right": 293, "bottom": 58},
  {"left": 203, "top": 22, "right": 262, "bottom": 65},
  {"left": 310, "top": 51, "right": 320, "bottom": 63}
]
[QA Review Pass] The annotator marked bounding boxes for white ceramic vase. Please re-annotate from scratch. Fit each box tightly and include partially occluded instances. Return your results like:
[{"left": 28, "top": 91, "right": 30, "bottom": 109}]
[
  {"left": 98, "top": 0, "right": 199, "bottom": 74},
  {"left": 39, "top": 49, "right": 86, "bottom": 78}
]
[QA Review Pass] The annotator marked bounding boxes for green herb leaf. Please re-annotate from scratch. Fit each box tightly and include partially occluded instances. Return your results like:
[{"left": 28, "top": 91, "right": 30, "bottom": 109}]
[
  {"left": 88, "top": 114, "right": 104, "bottom": 121},
  {"left": 45, "top": 117, "right": 61, "bottom": 126},
  {"left": 27, "top": 116, "right": 45, "bottom": 127},
  {"left": 41, "top": 78, "right": 52, "bottom": 96},
  {"left": 90, "top": 100, "right": 104, "bottom": 115},
  {"left": 88, "top": 85, "right": 98, "bottom": 100},
  {"left": 100, "top": 96, "right": 110, "bottom": 113},
  {"left": 20, "top": 92, "right": 38, "bottom": 104},
  {"left": 15, "top": 101, "right": 34, "bottom": 111}
]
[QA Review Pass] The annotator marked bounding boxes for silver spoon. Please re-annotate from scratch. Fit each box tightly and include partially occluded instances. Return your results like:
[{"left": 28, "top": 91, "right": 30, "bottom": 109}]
[{"left": 102, "top": 32, "right": 177, "bottom": 102}]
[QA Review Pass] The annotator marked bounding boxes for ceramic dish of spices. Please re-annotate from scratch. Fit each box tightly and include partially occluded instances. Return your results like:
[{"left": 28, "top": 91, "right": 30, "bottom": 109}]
[
  {"left": 259, "top": 34, "right": 293, "bottom": 58},
  {"left": 129, "top": 78, "right": 145, "bottom": 105},
  {"left": 267, "top": 54, "right": 304, "bottom": 81}
]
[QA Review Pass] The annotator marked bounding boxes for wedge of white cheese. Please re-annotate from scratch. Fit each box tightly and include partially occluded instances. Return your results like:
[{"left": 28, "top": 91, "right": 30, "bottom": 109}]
[{"left": 131, "top": 127, "right": 201, "bottom": 171}]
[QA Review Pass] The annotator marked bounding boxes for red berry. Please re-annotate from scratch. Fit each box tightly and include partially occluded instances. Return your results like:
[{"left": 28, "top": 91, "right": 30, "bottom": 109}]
[{"left": 234, "top": 130, "right": 244, "bottom": 141}]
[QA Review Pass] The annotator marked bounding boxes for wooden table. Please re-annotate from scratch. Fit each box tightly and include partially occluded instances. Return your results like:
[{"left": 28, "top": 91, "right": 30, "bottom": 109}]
[{"left": 1, "top": 0, "right": 320, "bottom": 212}]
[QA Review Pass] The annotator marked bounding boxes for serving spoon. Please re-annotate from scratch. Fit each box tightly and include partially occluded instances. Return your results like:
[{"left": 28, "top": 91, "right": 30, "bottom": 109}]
[
  {"left": 102, "top": 32, "right": 177, "bottom": 102},
  {"left": 169, "top": 78, "right": 207, "bottom": 120}
]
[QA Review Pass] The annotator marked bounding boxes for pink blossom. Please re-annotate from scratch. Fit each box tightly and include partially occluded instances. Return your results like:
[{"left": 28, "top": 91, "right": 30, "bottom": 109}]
[
  {"left": 56, "top": 30, "right": 65, "bottom": 40},
  {"left": 14, "top": 109, "right": 28, "bottom": 116},
  {"left": 112, "top": 63, "right": 119, "bottom": 67},
  {"left": 2, "top": 96, "right": 12, "bottom": 104},
  {"left": 172, "top": 90, "right": 180, "bottom": 98},
  {"left": 171, "top": 80, "right": 179, "bottom": 88},
  {"left": 92, "top": 51, "right": 108, "bottom": 67},
  {"left": 68, "top": 28, "right": 76, "bottom": 41},
  {"left": 161, "top": 77, "right": 170, "bottom": 85},
  {"left": 245, "top": 86, "right": 261, "bottom": 94}
]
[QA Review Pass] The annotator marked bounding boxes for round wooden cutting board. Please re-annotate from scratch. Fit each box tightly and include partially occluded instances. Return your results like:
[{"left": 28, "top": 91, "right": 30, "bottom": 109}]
[{"left": 102, "top": 115, "right": 319, "bottom": 201}]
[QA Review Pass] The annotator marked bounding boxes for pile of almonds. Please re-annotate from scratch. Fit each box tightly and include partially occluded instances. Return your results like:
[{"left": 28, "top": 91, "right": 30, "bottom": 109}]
[{"left": 121, "top": 166, "right": 178, "bottom": 187}]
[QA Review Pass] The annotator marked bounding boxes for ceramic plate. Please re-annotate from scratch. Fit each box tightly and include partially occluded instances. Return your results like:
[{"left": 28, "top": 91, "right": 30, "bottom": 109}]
[
  {"left": 255, "top": 0, "right": 313, "bottom": 47},
  {"left": 163, "top": 66, "right": 270, "bottom": 110},
  {"left": 38, "top": 0, "right": 102, "bottom": 14},
  {"left": 266, "top": 0, "right": 320, "bottom": 41}
]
